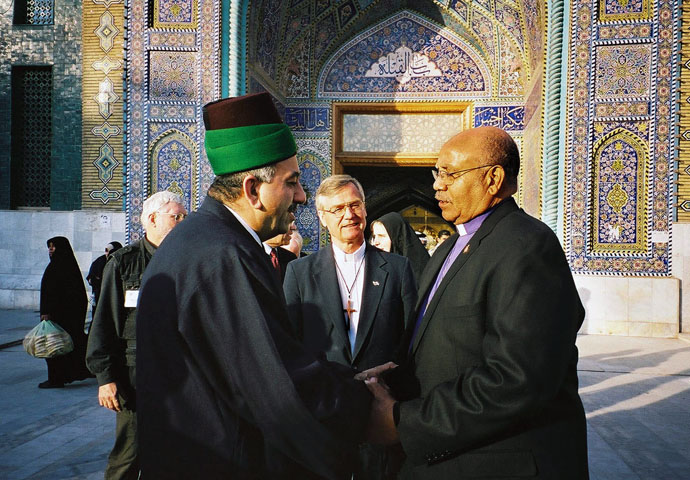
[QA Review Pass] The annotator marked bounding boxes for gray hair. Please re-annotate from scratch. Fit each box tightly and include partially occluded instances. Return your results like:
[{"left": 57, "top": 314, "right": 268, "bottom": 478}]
[
  {"left": 315, "top": 174, "right": 365, "bottom": 210},
  {"left": 141, "top": 191, "right": 185, "bottom": 224},
  {"left": 208, "top": 165, "right": 277, "bottom": 203}
]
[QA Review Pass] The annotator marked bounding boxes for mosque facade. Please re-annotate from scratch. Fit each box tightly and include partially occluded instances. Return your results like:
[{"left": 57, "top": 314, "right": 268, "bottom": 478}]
[{"left": 0, "top": 0, "right": 687, "bottom": 337}]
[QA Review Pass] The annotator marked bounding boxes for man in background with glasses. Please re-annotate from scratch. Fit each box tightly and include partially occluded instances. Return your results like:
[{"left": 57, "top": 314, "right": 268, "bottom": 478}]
[
  {"left": 284, "top": 174, "right": 417, "bottom": 479},
  {"left": 362, "top": 126, "right": 588, "bottom": 479},
  {"left": 86, "top": 190, "right": 186, "bottom": 480}
]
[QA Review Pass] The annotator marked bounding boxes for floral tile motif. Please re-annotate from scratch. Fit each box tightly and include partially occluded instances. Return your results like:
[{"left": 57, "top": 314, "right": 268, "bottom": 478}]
[
  {"left": 149, "top": 51, "right": 197, "bottom": 102},
  {"left": 498, "top": 32, "right": 525, "bottom": 97},
  {"left": 337, "top": 0, "right": 358, "bottom": 28},
  {"left": 594, "top": 101, "right": 650, "bottom": 117},
  {"left": 319, "top": 11, "right": 490, "bottom": 98},
  {"left": 256, "top": 0, "right": 282, "bottom": 78},
  {"left": 125, "top": 0, "right": 218, "bottom": 242},
  {"left": 595, "top": 44, "right": 652, "bottom": 100},
  {"left": 565, "top": 0, "right": 678, "bottom": 276},
  {"left": 282, "top": 36, "right": 311, "bottom": 99},
  {"left": 495, "top": 0, "right": 525, "bottom": 48},
  {"left": 592, "top": 129, "right": 648, "bottom": 254},
  {"left": 153, "top": 0, "right": 197, "bottom": 29},
  {"left": 314, "top": 12, "right": 338, "bottom": 61},
  {"left": 598, "top": 23, "right": 653, "bottom": 40},
  {"left": 600, "top": 0, "right": 651, "bottom": 22},
  {"left": 295, "top": 139, "right": 332, "bottom": 252},
  {"left": 284, "top": 6, "right": 311, "bottom": 48},
  {"left": 472, "top": 9, "right": 497, "bottom": 62},
  {"left": 149, "top": 127, "right": 198, "bottom": 213},
  {"left": 450, "top": 0, "right": 468, "bottom": 23},
  {"left": 522, "top": 0, "right": 544, "bottom": 72}
]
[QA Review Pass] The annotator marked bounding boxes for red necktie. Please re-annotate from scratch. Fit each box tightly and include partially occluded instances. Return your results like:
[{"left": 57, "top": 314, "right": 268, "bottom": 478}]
[{"left": 270, "top": 248, "right": 281, "bottom": 275}]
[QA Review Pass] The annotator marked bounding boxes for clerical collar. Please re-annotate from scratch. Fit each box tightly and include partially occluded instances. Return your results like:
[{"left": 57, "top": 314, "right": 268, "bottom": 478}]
[
  {"left": 225, "top": 205, "right": 263, "bottom": 247},
  {"left": 332, "top": 241, "right": 366, "bottom": 263},
  {"left": 456, "top": 207, "right": 496, "bottom": 236}
]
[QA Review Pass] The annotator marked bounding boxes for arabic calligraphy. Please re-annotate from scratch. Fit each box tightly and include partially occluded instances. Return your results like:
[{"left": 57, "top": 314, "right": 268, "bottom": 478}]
[
  {"left": 473, "top": 106, "right": 525, "bottom": 131},
  {"left": 364, "top": 46, "right": 442, "bottom": 84},
  {"left": 285, "top": 107, "right": 330, "bottom": 132}
]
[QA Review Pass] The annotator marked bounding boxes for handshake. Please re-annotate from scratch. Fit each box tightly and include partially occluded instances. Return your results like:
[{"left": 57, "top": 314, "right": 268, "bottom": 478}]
[{"left": 355, "top": 362, "right": 400, "bottom": 445}]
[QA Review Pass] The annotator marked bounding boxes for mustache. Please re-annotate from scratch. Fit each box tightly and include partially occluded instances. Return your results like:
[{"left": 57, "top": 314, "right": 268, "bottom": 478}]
[{"left": 288, "top": 204, "right": 299, "bottom": 214}]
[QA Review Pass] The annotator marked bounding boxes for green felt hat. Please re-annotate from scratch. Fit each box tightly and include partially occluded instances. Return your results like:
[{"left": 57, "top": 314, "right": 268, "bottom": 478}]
[{"left": 202, "top": 93, "right": 297, "bottom": 175}]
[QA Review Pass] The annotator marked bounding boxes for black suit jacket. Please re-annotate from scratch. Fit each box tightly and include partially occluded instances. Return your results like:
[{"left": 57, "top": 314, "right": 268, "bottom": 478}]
[
  {"left": 284, "top": 245, "right": 417, "bottom": 372},
  {"left": 136, "top": 196, "right": 371, "bottom": 479},
  {"left": 391, "top": 198, "right": 588, "bottom": 479}
]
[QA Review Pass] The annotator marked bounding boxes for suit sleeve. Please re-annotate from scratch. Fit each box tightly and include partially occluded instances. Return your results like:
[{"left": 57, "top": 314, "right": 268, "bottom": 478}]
[
  {"left": 400, "top": 258, "right": 417, "bottom": 330},
  {"left": 283, "top": 261, "right": 304, "bottom": 341},
  {"left": 86, "top": 257, "right": 126, "bottom": 385},
  {"left": 397, "top": 231, "right": 584, "bottom": 464}
]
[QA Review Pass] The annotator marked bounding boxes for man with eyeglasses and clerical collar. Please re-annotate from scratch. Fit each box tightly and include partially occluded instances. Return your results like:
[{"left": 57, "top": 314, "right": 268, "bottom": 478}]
[
  {"left": 135, "top": 93, "right": 372, "bottom": 480},
  {"left": 284, "top": 174, "right": 417, "bottom": 480}
]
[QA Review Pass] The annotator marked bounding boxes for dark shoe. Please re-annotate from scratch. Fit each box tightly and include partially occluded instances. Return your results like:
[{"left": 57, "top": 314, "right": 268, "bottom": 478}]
[{"left": 38, "top": 380, "right": 64, "bottom": 389}]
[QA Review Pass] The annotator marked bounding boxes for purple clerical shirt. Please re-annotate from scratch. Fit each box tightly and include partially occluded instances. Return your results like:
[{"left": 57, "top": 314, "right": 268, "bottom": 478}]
[{"left": 409, "top": 207, "right": 496, "bottom": 350}]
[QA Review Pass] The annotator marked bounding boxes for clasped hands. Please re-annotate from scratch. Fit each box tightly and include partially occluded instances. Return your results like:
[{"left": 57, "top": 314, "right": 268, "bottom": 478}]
[{"left": 355, "top": 362, "right": 399, "bottom": 445}]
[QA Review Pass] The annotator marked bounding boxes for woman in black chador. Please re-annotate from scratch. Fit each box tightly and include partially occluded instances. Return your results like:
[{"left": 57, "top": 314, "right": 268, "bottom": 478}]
[
  {"left": 370, "top": 211, "right": 430, "bottom": 284},
  {"left": 39, "top": 236, "right": 91, "bottom": 388}
]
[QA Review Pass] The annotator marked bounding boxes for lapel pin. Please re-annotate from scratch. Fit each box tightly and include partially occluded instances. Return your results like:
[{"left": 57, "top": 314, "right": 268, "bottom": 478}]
[
  {"left": 372, "top": 281, "right": 379, "bottom": 286},
  {"left": 463, "top": 245, "right": 470, "bottom": 254}
]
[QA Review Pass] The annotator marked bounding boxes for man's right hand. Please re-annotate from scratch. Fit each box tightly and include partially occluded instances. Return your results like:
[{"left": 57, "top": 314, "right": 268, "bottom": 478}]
[
  {"left": 354, "top": 361, "right": 397, "bottom": 381},
  {"left": 98, "top": 382, "right": 121, "bottom": 412}
]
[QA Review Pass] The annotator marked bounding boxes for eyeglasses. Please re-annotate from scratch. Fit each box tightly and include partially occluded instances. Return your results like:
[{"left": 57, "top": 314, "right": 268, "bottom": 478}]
[
  {"left": 431, "top": 165, "right": 495, "bottom": 186},
  {"left": 320, "top": 201, "right": 364, "bottom": 217},
  {"left": 157, "top": 212, "right": 187, "bottom": 222}
]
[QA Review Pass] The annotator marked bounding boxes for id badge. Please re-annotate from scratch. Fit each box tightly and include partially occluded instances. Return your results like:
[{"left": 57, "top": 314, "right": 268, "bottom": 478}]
[{"left": 124, "top": 290, "right": 139, "bottom": 308}]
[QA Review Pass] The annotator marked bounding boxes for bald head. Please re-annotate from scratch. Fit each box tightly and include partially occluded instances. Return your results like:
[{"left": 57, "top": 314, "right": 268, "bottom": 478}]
[{"left": 444, "top": 126, "right": 519, "bottom": 194}]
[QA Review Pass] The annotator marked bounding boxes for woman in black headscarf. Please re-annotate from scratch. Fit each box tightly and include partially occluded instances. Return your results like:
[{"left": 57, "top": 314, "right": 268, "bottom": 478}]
[
  {"left": 370, "top": 212, "right": 430, "bottom": 284},
  {"left": 39, "top": 236, "right": 91, "bottom": 388}
]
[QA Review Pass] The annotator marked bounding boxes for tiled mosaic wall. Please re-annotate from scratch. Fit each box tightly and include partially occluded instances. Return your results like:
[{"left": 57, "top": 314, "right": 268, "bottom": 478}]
[
  {"left": 245, "top": 5, "right": 534, "bottom": 252},
  {"left": 82, "top": 0, "right": 125, "bottom": 209},
  {"left": 124, "top": 0, "right": 219, "bottom": 242},
  {"left": 0, "top": 0, "right": 83, "bottom": 210},
  {"left": 564, "top": 0, "right": 679, "bottom": 276}
]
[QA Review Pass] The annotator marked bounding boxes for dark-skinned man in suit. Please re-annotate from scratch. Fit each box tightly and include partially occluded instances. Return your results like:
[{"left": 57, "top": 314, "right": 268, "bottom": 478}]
[{"left": 361, "top": 126, "right": 589, "bottom": 479}]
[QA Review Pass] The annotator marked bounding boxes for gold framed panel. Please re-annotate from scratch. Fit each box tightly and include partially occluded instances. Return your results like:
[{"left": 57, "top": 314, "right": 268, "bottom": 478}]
[{"left": 331, "top": 102, "right": 472, "bottom": 174}]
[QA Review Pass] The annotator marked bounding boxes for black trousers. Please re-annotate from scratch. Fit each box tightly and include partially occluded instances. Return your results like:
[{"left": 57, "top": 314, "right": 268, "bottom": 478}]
[{"left": 105, "top": 366, "right": 140, "bottom": 480}]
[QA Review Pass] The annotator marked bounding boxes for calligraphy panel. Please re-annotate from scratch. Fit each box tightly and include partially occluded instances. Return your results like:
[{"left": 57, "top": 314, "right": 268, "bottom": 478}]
[
  {"left": 285, "top": 106, "right": 330, "bottom": 133},
  {"left": 318, "top": 11, "right": 490, "bottom": 98},
  {"left": 474, "top": 106, "right": 525, "bottom": 131}
]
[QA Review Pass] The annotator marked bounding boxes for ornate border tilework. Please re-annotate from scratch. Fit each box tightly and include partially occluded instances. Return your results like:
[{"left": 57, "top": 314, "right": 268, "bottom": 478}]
[
  {"left": 599, "top": 0, "right": 651, "bottom": 23},
  {"left": 153, "top": 0, "right": 198, "bottom": 30},
  {"left": 82, "top": 0, "right": 124, "bottom": 207},
  {"left": 565, "top": 0, "right": 678, "bottom": 276},
  {"left": 124, "top": 0, "right": 219, "bottom": 242}
]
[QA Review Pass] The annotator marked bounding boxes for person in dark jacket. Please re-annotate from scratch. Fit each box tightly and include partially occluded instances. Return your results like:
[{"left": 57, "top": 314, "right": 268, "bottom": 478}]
[
  {"left": 86, "top": 191, "right": 186, "bottom": 480},
  {"left": 362, "top": 127, "right": 588, "bottom": 479},
  {"left": 370, "top": 212, "right": 430, "bottom": 285},
  {"left": 86, "top": 241, "right": 123, "bottom": 317},
  {"left": 39, "top": 236, "right": 90, "bottom": 388},
  {"left": 136, "top": 92, "right": 371, "bottom": 479}
]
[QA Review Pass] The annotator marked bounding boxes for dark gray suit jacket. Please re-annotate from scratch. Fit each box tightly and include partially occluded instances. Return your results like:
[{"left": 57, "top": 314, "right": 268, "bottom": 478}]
[
  {"left": 283, "top": 245, "right": 417, "bottom": 372},
  {"left": 390, "top": 198, "right": 589, "bottom": 479}
]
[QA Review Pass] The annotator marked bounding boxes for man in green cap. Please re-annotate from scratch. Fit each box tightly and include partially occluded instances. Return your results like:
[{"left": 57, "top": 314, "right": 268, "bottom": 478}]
[{"left": 136, "top": 92, "right": 371, "bottom": 479}]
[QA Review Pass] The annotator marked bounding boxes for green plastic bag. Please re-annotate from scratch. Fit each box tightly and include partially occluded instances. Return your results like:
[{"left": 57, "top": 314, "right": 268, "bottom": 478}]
[{"left": 23, "top": 320, "right": 74, "bottom": 358}]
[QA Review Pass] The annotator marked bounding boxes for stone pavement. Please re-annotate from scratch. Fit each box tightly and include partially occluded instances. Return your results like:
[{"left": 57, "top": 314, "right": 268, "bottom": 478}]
[{"left": 1, "top": 309, "right": 689, "bottom": 479}]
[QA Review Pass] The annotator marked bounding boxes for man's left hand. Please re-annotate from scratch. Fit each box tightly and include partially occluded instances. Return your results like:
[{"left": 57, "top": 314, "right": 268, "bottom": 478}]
[{"left": 364, "top": 376, "right": 399, "bottom": 445}]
